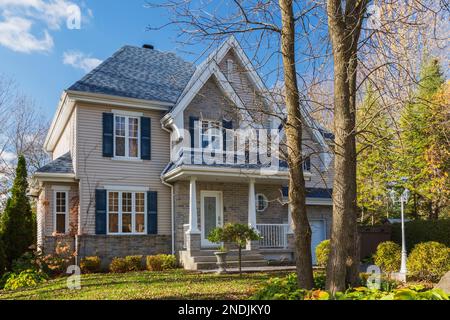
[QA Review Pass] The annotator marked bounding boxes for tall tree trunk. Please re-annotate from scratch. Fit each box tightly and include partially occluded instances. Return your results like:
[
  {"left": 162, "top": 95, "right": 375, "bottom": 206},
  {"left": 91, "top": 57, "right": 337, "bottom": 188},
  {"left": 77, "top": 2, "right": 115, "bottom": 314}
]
[
  {"left": 325, "top": 0, "right": 367, "bottom": 294},
  {"left": 279, "top": 0, "right": 314, "bottom": 289}
]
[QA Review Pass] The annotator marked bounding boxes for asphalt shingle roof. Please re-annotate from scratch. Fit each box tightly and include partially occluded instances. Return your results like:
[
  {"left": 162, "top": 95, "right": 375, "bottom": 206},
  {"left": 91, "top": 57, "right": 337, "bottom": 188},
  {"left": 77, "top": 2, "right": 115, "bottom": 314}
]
[
  {"left": 36, "top": 152, "right": 74, "bottom": 174},
  {"left": 68, "top": 46, "right": 196, "bottom": 104},
  {"left": 282, "top": 187, "right": 332, "bottom": 199}
]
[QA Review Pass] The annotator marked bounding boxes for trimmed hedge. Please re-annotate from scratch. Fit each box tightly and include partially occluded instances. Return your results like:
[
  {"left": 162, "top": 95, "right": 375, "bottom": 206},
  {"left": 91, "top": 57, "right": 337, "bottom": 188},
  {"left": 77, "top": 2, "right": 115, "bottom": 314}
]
[
  {"left": 146, "top": 254, "right": 178, "bottom": 271},
  {"left": 80, "top": 256, "right": 101, "bottom": 274},
  {"left": 407, "top": 242, "right": 450, "bottom": 282},
  {"left": 391, "top": 219, "right": 450, "bottom": 250},
  {"left": 373, "top": 241, "right": 401, "bottom": 273},
  {"left": 315, "top": 240, "right": 330, "bottom": 268}
]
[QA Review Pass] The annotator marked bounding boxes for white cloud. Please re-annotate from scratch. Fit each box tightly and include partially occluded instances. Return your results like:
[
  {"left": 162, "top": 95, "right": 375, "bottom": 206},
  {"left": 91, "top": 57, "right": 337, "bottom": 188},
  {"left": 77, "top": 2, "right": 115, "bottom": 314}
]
[
  {"left": 0, "top": 15, "right": 53, "bottom": 53},
  {"left": 63, "top": 50, "right": 102, "bottom": 72},
  {"left": 0, "top": 0, "right": 89, "bottom": 53},
  {"left": 0, "top": 150, "right": 16, "bottom": 163}
]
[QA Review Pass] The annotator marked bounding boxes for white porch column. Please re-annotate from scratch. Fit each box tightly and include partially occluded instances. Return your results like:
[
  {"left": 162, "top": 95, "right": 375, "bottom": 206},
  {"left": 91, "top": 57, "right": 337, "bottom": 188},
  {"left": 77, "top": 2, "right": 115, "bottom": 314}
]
[
  {"left": 187, "top": 176, "right": 200, "bottom": 234},
  {"left": 287, "top": 204, "right": 294, "bottom": 234},
  {"left": 248, "top": 179, "right": 257, "bottom": 229}
]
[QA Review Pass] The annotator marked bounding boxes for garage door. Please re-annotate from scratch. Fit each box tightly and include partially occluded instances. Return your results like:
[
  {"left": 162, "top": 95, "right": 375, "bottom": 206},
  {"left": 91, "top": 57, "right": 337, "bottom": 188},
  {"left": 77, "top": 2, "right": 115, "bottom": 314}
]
[{"left": 310, "top": 220, "right": 326, "bottom": 265}]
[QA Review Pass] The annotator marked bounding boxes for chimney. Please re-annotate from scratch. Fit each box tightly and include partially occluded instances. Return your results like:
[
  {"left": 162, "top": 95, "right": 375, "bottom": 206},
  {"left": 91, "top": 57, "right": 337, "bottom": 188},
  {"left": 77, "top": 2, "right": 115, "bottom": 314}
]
[{"left": 142, "top": 44, "right": 154, "bottom": 50}]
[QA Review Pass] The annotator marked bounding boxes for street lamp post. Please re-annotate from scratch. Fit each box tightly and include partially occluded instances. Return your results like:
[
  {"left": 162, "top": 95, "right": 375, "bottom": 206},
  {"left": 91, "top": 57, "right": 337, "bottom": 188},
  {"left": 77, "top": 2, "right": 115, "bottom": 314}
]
[{"left": 389, "top": 186, "right": 410, "bottom": 282}]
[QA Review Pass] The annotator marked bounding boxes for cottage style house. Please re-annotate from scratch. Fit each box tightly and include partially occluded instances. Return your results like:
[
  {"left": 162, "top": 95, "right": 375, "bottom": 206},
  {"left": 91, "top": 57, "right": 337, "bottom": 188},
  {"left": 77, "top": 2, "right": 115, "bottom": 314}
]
[{"left": 32, "top": 37, "right": 334, "bottom": 270}]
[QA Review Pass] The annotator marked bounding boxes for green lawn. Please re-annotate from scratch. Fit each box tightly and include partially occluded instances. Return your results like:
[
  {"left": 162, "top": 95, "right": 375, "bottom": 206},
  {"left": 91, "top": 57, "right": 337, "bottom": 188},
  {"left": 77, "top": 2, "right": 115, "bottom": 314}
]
[{"left": 0, "top": 270, "right": 287, "bottom": 300}]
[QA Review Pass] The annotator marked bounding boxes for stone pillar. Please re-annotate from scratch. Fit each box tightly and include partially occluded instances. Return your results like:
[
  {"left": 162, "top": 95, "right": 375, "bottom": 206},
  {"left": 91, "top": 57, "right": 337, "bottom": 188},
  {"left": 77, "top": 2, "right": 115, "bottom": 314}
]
[
  {"left": 186, "top": 176, "right": 200, "bottom": 252},
  {"left": 247, "top": 179, "right": 259, "bottom": 250}
]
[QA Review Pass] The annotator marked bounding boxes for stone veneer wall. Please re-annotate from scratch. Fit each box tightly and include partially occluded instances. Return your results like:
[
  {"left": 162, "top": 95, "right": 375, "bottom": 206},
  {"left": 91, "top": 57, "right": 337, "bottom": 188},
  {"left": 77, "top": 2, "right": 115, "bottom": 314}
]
[{"left": 43, "top": 235, "right": 171, "bottom": 268}]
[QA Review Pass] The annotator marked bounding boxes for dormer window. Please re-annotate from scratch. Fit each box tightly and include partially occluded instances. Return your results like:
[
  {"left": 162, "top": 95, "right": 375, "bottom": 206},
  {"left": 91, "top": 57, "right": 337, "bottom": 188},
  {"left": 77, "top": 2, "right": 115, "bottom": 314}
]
[{"left": 114, "top": 115, "right": 140, "bottom": 159}]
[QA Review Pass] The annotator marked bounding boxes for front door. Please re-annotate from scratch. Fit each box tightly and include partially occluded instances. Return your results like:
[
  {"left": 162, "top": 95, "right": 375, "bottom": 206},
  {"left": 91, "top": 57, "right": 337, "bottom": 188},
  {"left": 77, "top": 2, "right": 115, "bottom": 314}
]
[{"left": 201, "top": 191, "right": 223, "bottom": 247}]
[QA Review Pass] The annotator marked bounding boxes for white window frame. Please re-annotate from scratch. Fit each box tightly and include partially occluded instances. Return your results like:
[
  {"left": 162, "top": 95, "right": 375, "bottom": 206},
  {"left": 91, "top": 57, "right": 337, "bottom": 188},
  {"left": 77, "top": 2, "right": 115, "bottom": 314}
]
[
  {"left": 113, "top": 114, "right": 141, "bottom": 160},
  {"left": 53, "top": 190, "right": 69, "bottom": 234},
  {"left": 256, "top": 193, "right": 269, "bottom": 212},
  {"left": 107, "top": 191, "right": 147, "bottom": 235},
  {"left": 199, "top": 120, "right": 222, "bottom": 151}
]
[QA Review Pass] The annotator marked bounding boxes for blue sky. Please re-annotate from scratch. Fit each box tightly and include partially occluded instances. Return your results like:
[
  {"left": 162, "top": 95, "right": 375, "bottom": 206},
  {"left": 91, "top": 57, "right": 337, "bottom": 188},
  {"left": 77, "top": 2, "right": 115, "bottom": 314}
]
[{"left": 0, "top": 0, "right": 207, "bottom": 121}]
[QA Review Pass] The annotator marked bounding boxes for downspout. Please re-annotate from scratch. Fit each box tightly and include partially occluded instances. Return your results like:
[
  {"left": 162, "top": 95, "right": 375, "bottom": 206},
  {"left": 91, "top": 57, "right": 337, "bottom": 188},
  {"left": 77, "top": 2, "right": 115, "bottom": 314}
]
[{"left": 161, "top": 118, "right": 176, "bottom": 255}]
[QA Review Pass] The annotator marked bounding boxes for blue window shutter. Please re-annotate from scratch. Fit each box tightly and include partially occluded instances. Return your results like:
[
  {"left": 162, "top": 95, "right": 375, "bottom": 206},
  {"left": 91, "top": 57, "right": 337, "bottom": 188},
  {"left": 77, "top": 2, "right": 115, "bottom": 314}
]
[
  {"left": 189, "top": 116, "right": 199, "bottom": 162},
  {"left": 189, "top": 116, "right": 199, "bottom": 148},
  {"left": 95, "top": 189, "right": 107, "bottom": 235},
  {"left": 103, "top": 113, "right": 114, "bottom": 157},
  {"left": 222, "top": 119, "right": 232, "bottom": 151},
  {"left": 147, "top": 191, "right": 157, "bottom": 234},
  {"left": 141, "top": 117, "right": 151, "bottom": 160}
]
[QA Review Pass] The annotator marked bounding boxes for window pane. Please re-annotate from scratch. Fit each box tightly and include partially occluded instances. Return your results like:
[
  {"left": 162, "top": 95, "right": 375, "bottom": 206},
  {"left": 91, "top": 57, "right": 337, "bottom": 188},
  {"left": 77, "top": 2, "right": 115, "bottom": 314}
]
[
  {"left": 122, "top": 192, "right": 132, "bottom": 213},
  {"left": 122, "top": 214, "right": 132, "bottom": 233},
  {"left": 135, "top": 214, "right": 145, "bottom": 233},
  {"left": 116, "top": 137, "right": 125, "bottom": 156},
  {"left": 109, "top": 213, "right": 118, "bottom": 233},
  {"left": 129, "top": 138, "right": 138, "bottom": 157},
  {"left": 109, "top": 192, "right": 118, "bottom": 211},
  {"left": 56, "top": 192, "right": 66, "bottom": 213},
  {"left": 115, "top": 116, "right": 125, "bottom": 136},
  {"left": 136, "top": 193, "right": 145, "bottom": 213},
  {"left": 56, "top": 214, "right": 66, "bottom": 233},
  {"left": 129, "top": 118, "right": 138, "bottom": 138}
]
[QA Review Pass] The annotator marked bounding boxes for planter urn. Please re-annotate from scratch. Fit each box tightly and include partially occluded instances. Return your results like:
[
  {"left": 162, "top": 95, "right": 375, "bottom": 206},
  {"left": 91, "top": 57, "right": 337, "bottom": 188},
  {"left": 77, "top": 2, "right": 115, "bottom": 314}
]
[{"left": 214, "top": 251, "right": 228, "bottom": 274}]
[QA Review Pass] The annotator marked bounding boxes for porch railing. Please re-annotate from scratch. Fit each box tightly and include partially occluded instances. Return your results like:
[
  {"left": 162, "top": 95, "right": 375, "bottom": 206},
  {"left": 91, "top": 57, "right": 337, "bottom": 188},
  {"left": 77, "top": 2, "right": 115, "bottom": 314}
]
[{"left": 256, "top": 224, "right": 289, "bottom": 248}]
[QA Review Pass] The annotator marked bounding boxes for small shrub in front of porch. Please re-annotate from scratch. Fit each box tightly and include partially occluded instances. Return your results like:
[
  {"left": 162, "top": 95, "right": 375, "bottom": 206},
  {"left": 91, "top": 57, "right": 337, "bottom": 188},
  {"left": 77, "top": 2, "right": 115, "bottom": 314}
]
[
  {"left": 125, "top": 255, "right": 144, "bottom": 271},
  {"left": 109, "top": 258, "right": 129, "bottom": 273},
  {"left": 146, "top": 255, "right": 178, "bottom": 271},
  {"left": 109, "top": 256, "right": 145, "bottom": 273},
  {"left": 80, "top": 256, "right": 102, "bottom": 274}
]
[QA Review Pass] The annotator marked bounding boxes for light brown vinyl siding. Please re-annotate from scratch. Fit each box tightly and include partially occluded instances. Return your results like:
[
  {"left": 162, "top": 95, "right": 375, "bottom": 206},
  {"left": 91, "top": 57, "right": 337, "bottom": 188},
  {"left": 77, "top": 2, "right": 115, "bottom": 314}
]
[
  {"left": 53, "top": 108, "right": 76, "bottom": 161},
  {"left": 38, "top": 183, "right": 79, "bottom": 238},
  {"left": 75, "top": 103, "right": 171, "bottom": 235}
]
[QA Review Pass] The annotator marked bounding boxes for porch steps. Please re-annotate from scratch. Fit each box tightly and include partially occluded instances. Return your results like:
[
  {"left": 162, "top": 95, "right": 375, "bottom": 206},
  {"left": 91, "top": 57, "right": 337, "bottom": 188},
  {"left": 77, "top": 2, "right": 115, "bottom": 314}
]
[{"left": 181, "top": 249, "right": 268, "bottom": 271}]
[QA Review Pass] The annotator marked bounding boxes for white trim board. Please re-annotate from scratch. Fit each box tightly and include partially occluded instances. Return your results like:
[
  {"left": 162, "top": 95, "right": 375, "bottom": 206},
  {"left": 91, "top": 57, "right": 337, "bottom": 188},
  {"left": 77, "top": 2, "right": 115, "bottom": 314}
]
[{"left": 103, "top": 185, "right": 150, "bottom": 192}]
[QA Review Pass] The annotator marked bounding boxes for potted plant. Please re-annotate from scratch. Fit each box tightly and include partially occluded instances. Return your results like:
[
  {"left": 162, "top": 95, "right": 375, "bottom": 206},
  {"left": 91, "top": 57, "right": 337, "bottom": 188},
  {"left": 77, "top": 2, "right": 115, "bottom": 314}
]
[
  {"left": 208, "top": 223, "right": 261, "bottom": 275},
  {"left": 207, "top": 229, "right": 229, "bottom": 274}
]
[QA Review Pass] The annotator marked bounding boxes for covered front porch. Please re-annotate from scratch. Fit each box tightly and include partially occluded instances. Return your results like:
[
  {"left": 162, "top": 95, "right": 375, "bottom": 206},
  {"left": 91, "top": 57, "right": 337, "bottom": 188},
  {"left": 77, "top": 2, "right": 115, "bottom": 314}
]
[
  {"left": 164, "top": 164, "right": 332, "bottom": 270},
  {"left": 181, "top": 176, "right": 294, "bottom": 250},
  {"left": 165, "top": 166, "right": 291, "bottom": 269}
]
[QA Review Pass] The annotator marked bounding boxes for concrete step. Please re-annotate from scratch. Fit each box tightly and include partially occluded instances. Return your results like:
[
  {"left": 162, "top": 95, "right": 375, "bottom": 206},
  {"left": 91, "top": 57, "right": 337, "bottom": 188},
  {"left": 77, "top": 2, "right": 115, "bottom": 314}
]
[
  {"left": 189, "top": 249, "right": 261, "bottom": 257},
  {"left": 195, "top": 259, "right": 269, "bottom": 270},
  {"left": 192, "top": 254, "right": 265, "bottom": 263}
]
